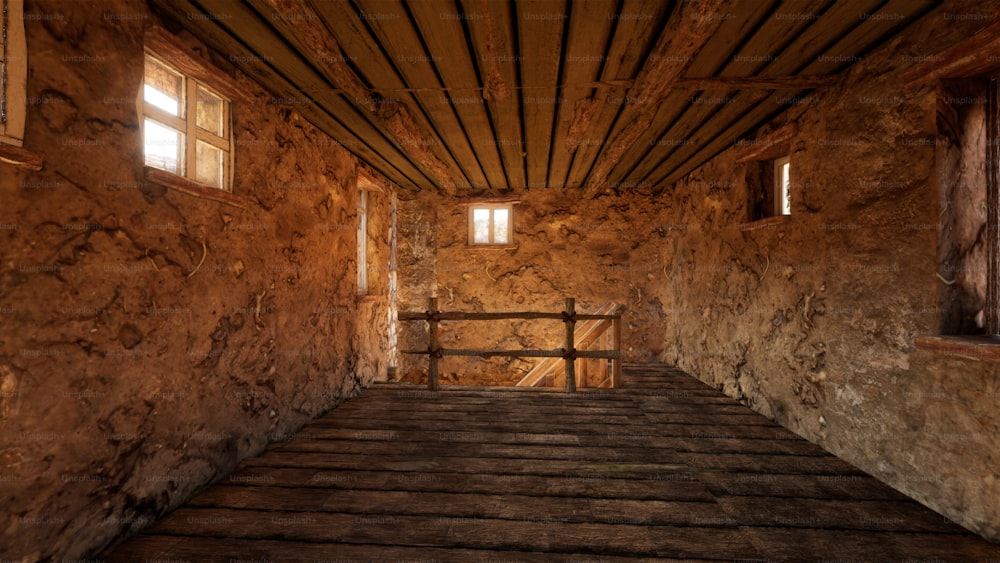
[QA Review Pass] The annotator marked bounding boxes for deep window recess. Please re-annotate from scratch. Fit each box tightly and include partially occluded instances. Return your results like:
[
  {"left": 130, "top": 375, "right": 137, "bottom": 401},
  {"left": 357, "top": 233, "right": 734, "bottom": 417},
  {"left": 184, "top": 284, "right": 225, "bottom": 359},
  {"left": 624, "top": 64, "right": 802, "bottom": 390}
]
[{"left": 749, "top": 157, "right": 792, "bottom": 221}]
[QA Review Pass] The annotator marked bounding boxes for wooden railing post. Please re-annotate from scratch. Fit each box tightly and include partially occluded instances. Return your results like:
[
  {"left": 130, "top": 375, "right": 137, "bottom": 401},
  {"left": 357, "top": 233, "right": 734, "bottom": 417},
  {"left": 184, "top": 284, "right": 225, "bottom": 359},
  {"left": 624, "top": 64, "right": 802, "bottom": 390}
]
[
  {"left": 564, "top": 297, "right": 576, "bottom": 393},
  {"left": 611, "top": 311, "right": 622, "bottom": 389},
  {"left": 428, "top": 297, "right": 439, "bottom": 391}
]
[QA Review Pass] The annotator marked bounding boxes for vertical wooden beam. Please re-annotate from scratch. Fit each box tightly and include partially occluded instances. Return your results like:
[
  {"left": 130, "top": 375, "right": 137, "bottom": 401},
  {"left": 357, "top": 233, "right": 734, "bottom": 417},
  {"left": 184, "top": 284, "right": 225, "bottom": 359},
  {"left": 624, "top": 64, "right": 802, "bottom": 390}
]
[
  {"left": 428, "top": 297, "right": 440, "bottom": 390},
  {"left": 987, "top": 79, "right": 1000, "bottom": 336},
  {"left": 612, "top": 310, "right": 622, "bottom": 388},
  {"left": 564, "top": 298, "right": 576, "bottom": 393}
]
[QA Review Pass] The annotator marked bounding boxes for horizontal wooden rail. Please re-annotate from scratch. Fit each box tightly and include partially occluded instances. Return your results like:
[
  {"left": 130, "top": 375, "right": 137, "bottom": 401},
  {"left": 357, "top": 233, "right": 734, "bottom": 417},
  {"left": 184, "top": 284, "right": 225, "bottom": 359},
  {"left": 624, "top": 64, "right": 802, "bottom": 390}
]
[
  {"left": 398, "top": 297, "right": 622, "bottom": 392},
  {"left": 401, "top": 348, "right": 620, "bottom": 359},
  {"left": 398, "top": 311, "right": 619, "bottom": 321}
]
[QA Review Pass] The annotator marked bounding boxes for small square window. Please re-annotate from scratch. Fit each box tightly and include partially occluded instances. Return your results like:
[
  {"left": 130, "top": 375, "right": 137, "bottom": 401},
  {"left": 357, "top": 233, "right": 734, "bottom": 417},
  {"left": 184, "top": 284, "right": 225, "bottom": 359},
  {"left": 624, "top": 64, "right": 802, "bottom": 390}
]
[
  {"left": 142, "top": 52, "right": 232, "bottom": 191},
  {"left": 468, "top": 205, "right": 513, "bottom": 246}
]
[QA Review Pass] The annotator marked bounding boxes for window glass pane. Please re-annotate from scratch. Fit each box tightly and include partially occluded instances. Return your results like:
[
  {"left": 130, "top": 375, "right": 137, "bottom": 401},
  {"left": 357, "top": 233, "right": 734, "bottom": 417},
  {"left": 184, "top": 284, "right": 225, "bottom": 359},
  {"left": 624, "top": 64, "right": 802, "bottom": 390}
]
[
  {"left": 144, "top": 119, "right": 183, "bottom": 174},
  {"left": 780, "top": 161, "right": 791, "bottom": 215},
  {"left": 144, "top": 56, "right": 183, "bottom": 117},
  {"left": 493, "top": 208, "right": 509, "bottom": 244},
  {"left": 196, "top": 86, "right": 225, "bottom": 136},
  {"left": 473, "top": 208, "right": 490, "bottom": 244},
  {"left": 195, "top": 140, "right": 224, "bottom": 189}
]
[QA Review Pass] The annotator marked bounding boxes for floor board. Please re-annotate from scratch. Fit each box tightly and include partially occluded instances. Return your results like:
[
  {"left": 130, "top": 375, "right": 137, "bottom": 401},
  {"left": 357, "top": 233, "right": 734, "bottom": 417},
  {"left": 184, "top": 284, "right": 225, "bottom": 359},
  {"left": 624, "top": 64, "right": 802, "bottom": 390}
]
[{"left": 102, "top": 364, "right": 1000, "bottom": 561}]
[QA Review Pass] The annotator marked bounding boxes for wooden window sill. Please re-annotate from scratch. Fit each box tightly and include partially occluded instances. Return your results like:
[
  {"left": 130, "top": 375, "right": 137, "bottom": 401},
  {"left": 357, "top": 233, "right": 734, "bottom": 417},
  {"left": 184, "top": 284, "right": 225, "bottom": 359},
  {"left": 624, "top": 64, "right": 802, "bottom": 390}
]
[
  {"left": 145, "top": 166, "right": 247, "bottom": 209},
  {"left": 0, "top": 143, "right": 43, "bottom": 171},
  {"left": 467, "top": 244, "right": 518, "bottom": 250},
  {"left": 739, "top": 215, "right": 790, "bottom": 232},
  {"left": 914, "top": 335, "right": 1000, "bottom": 362}
]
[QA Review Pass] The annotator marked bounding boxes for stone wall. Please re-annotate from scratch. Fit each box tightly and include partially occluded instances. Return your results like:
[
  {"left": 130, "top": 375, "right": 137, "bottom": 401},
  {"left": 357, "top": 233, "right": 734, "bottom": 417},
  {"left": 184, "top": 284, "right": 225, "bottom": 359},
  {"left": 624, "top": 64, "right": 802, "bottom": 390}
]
[
  {"left": 0, "top": 1, "right": 390, "bottom": 558},
  {"left": 397, "top": 2, "right": 1000, "bottom": 543}
]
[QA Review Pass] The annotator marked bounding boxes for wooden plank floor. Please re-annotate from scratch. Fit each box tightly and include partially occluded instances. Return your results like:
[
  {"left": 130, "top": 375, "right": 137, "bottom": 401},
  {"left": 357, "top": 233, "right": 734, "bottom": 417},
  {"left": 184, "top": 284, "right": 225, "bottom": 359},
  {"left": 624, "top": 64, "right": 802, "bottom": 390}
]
[{"left": 104, "top": 364, "right": 1000, "bottom": 561}]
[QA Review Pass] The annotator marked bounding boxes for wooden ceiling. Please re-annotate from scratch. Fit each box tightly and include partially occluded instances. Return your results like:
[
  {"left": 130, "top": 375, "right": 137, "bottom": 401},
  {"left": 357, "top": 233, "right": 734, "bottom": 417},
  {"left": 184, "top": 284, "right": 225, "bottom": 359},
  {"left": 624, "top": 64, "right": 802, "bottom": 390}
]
[{"left": 149, "top": 0, "right": 938, "bottom": 195}]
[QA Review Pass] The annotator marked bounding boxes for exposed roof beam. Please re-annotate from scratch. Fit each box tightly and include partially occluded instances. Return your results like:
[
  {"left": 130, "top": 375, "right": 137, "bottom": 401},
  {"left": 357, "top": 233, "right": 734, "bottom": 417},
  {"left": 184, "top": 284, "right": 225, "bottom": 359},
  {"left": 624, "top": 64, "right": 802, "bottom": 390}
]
[
  {"left": 259, "top": 0, "right": 459, "bottom": 194},
  {"left": 903, "top": 18, "right": 1000, "bottom": 87},
  {"left": 584, "top": 0, "right": 731, "bottom": 196}
]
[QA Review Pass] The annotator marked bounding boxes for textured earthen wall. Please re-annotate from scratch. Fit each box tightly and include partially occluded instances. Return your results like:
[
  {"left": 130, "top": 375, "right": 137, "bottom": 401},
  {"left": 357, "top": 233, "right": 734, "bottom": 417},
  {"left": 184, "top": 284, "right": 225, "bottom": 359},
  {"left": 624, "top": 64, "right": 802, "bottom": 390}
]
[
  {"left": 0, "top": 1, "right": 390, "bottom": 558},
  {"left": 398, "top": 3, "right": 1000, "bottom": 543},
  {"left": 655, "top": 7, "right": 1000, "bottom": 543},
  {"left": 397, "top": 188, "right": 676, "bottom": 385}
]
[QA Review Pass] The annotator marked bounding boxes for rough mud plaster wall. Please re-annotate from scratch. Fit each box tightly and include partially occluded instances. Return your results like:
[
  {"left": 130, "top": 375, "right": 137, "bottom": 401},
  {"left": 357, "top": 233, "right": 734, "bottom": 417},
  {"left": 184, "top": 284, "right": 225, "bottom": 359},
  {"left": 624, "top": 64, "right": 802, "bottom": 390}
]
[
  {"left": 656, "top": 6, "right": 1000, "bottom": 543},
  {"left": 937, "top": 78, "right": 988, "bottom": 334},
  {"left": 0, "top": 1, "right": 389, "bottom": 559},
  {"left": 397, "top": 188, "right": 676, "bottom": 385}
]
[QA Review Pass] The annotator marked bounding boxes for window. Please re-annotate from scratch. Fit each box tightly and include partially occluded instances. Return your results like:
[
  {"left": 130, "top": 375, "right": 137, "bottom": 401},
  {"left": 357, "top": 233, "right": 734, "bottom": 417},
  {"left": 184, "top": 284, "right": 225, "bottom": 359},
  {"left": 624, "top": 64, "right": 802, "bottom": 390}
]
[
  {"left": 468, "top": 204, "right": 512, "bottom": 245},
  {"left": 774, "top": 156, "right": 792, "bottom": 216},
  {"left": 357, "top": 189, "right": 368, "bottom": 295},
  {"left": 0, "top": 0, "right": 27, "bottom": 146},
  {"left": 142, "top": 52, "right": 232, "bottom": 191},
  {"left": 747, "top": 156, "right": 792, "bottom": 221}
]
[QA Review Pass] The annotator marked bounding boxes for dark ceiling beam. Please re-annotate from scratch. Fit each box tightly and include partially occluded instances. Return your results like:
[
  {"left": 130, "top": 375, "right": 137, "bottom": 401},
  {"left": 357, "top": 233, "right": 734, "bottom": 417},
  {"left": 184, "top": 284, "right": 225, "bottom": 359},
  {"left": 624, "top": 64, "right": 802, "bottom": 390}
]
[
  {"left": 583, "top": 0, "right": 731, "bottom": 196},
  {"left": 903, "top": 18, "right": 1000, "bottom": 87},
  {"left": 673, "top": 75, "right": 838, "bottom": 90},
  {"left": 147, "top": 0, "right": 424, "bottom": 191},
  {"left": 351, "top": 0, "right": 490, "bottom": 191},
  {"left": 257, "top": 0, "right": 459, "bottom": 195},
  {"left": 406, "top": 0, "right": 510, "bottom": 191}
]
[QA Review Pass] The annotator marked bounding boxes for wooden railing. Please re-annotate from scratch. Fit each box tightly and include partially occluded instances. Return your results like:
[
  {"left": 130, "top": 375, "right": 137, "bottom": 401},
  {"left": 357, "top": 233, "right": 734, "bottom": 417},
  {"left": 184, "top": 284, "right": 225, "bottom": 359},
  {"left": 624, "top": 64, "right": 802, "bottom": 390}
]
[
  {"left": 399, "top": 297, "right": 622, "bottom": 392},
  {"left": 517, "top": 302, "right": 623, "bottom": 389}
]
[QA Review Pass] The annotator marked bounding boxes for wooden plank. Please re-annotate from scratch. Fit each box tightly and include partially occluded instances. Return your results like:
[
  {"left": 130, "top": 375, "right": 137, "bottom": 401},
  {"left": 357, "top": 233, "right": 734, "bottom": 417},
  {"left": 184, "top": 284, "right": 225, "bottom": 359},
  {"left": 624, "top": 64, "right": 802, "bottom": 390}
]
[
  {"left": 104, "top": 364, "right": 1000, "bottom": 561},
  {"left": 696, "top": 472, "right": 914, "bottom": 502},
  {"left": 565, "top": 0, "right": 674, "bottom": 188},
  {"left": 583, "top": 0, "right": 730, "bottom": 194},
  {"left": 406, "top": 0, "right": 510, "bottom": 190},
  {"left": 733, "top": 122, "right": 798, "bottom": 162},
  {"left": 138, "top": 507, "right": 760, "bottom": 559},
  {"left": 352, "top": 0, "right": 490, "bottom": 191},
  {"left": 0, "top": 143, "right": 43, "bottom": 170},
  {"left": 254, "top": 0, "right": 460, "bottom": 193},
  {"left": 220, "top": 466, "right": 718, "bottom": 502},
  {"left": 188, "top": 0, "right": 440, "bottom": 191},
  {"left": 547, "top": 0, "right": 618, "bottom": 188},
  {"left": 716, "top": 496, "right": 970, "bottom": 533},
  {"left": 459, "top": 0, "right": 527, "bottom": 190},
  {"left": 903, "top": 17, "right": 1000, "bottom": 86},
  {"left": 516, "top": 0, "right": 567, "bottom": 189},
  {"left": 185, "top": 485, "right": 727, "bottom": 528},
  {"left": 736, "top": 527, "right": 1000, "bottom": 562},
  {"left": 106, "top": 535, "right": 688, "bottom": 563},
  {"left": 614, "top": 0, "right": 839, "bottom": 187},
  {"left": 654, "top": 0, "right": 937, "bottom": 186},
  {"left": 147, "top": 0, "right": 425, "bottom": 191}
]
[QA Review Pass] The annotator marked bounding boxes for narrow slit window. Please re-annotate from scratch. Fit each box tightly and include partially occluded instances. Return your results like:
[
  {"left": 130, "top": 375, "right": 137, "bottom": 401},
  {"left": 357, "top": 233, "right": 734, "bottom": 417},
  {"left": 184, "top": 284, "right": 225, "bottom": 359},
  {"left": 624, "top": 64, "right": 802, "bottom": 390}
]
[
  {"left": 358, "top": 189, "right": 368, "bottom": 296},
  {"left": 774, "top": 156, "right": 791, "bottom": 216}
]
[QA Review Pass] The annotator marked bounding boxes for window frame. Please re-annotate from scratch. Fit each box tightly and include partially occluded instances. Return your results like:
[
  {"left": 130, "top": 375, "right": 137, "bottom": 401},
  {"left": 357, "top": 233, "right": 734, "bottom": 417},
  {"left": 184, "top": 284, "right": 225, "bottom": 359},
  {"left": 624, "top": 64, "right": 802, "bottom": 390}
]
[
  {"left": 357, "top": 188, "right": 369, "bottom": 296},
  {"left": 0, "top": 0, "right": 27, "bottom": 147},
  {"left": 773, "top": 155, "right": 792, "bottom": 217},
  {"left": 467, "top": 204, "right": 514, "bottom": 247},
  {"left": 142, "top": 51, "right": 233, "bottom": 192}
]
